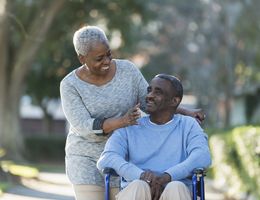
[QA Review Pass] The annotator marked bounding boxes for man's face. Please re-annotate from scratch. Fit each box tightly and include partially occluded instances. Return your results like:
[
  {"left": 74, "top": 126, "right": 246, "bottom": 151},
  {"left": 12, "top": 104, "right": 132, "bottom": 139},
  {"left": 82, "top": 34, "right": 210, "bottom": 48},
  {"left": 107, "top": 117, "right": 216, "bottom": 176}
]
[{"left": 145, "top": 77, "right": 174, "bottom": 114}]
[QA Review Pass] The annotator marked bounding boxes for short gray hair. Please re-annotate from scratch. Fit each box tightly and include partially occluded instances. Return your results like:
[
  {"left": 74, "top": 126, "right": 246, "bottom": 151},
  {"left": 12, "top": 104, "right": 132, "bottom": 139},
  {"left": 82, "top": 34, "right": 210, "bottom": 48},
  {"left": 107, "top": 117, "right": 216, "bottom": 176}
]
[{"left": 73, "top": 26, "right": 108, "bottom": 56}]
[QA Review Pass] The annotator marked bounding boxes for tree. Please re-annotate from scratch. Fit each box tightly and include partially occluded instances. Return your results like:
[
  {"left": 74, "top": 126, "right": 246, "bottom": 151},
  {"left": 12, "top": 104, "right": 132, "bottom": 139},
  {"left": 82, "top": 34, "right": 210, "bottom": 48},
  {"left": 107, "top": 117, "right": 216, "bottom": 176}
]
[
  {"left": 139, "top": 0, "right": 260, "bottom": 127},
  {"left": 0, "top": 0, "right": 150, "bottom": 159},
  {"left": 0, "top": 0, "right": 66, "bottom": 159}
]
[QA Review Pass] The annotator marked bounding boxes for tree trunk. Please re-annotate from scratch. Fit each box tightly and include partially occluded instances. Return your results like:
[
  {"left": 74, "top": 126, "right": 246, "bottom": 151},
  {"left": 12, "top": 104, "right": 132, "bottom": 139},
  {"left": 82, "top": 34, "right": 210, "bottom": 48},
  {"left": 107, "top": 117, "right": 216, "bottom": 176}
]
[
  {"left": 0, "top": 0, "right": 11, "bottom": 156},
  {"left": 42, "top": 106, "right": 53, "bottom": 135},
  {"left": 0, "top": 0, "right": 65, "bottom": 159}
]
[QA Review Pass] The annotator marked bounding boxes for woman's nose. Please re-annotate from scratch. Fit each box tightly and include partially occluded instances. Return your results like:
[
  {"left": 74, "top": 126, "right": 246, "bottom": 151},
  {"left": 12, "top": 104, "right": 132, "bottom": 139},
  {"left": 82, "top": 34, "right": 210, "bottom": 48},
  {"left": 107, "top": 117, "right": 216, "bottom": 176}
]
[{"left": 103, "top": 55, "right": 111, "bottom": 64}]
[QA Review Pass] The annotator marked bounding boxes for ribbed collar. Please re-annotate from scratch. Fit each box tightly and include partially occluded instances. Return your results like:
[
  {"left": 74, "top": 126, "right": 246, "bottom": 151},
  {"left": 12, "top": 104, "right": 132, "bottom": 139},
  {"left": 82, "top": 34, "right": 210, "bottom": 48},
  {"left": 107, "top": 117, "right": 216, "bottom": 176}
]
[{"left": 141, "top": 114, "right": 180, "bottom": 131}]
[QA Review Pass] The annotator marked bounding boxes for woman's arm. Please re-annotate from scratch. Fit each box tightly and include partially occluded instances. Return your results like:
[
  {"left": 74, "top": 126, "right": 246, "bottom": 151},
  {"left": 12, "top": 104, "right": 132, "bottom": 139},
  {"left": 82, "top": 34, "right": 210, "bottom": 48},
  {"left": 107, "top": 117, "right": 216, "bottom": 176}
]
[
  {"left": 176, "top": 106, "right": 206, "bottom": 124},
  {"left": 102, "top": 104, "right": 141, "bottom": 134}
]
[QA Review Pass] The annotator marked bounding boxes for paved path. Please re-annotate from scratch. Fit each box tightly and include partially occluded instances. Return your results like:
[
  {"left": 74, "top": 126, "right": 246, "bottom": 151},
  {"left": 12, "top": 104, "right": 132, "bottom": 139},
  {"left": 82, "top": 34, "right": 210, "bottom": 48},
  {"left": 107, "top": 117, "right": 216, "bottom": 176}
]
[
  {"left": 1, "top": 173, "right": 225, "bottom": 200},
  {"left": 0, "top": 172, "right": 74, "bottom": 200}
]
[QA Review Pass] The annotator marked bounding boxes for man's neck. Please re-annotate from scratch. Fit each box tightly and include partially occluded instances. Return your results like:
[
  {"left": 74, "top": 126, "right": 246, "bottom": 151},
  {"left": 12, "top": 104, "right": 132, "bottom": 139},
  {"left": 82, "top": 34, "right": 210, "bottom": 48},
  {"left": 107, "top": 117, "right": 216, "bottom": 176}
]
[{"left": 149, "top": 113, "right": 174, "bottom": 125}]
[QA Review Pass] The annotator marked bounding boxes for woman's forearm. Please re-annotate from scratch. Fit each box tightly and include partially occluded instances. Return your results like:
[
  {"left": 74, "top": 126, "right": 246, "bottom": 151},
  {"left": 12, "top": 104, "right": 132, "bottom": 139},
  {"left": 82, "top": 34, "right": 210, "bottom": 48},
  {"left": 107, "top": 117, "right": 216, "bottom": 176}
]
[
  {"left": 102, "top": 117, "right": 128, "bottom": 134},
  {"left": 176, "top": 106, "right": 189, "bottom": 115}
]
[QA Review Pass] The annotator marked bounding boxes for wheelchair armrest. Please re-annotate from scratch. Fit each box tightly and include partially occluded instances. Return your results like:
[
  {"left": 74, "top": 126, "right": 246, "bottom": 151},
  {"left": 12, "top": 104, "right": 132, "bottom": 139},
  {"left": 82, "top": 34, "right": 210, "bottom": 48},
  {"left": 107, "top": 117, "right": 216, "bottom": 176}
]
[
  {"left": 102, "top": 167, "right": 119, "bottom": 176},
  {"left": 192, "top": 168, "right": 207, "bottom": 176}
]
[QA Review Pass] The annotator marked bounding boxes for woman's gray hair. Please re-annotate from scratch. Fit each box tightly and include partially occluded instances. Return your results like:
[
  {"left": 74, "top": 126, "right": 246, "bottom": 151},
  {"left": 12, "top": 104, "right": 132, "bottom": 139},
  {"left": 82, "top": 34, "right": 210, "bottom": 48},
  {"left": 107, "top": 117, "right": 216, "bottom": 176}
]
[{"left": 73, "top": 26, "right": 108, "bottom": 56}]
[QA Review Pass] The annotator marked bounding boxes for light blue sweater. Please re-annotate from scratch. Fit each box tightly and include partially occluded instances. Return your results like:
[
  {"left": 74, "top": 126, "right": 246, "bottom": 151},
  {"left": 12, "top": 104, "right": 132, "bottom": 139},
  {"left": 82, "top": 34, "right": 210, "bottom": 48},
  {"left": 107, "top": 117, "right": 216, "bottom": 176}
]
[{"left": 97, "top": 114, "right": 211, "bottom": 188}]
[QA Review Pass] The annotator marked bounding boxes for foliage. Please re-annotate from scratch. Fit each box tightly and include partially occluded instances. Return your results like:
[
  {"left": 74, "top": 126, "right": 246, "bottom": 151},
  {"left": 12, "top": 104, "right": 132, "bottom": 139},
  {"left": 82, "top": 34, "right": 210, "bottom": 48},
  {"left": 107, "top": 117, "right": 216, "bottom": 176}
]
[
  {"left": 0, "top": 182, "right": 10, "bottom": 196},
  {"left": 138, "top": 0, "right": 260, "bottom": 128},
  {"left": 24, "top": 136, "right": 66, "bottom": 162},
  {"left": 209, "top": 126, "right": 260, "bottom": 199},
  {"left": 0, "top": 0, "right": 153, "bottom": 158},
  {"left": 25, "top": 0, "right": 153, "bottom": 130},
  {"left": 0, "top": 161, "right": 38, "bottom": 179}
]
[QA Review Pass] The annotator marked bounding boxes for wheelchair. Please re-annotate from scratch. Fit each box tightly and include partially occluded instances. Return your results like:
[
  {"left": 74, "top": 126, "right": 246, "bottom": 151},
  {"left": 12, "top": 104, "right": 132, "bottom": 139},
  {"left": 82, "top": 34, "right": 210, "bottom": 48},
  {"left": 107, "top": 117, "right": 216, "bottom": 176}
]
[{"left": 103, "top": 167, "right": 206, "bottom": 200}]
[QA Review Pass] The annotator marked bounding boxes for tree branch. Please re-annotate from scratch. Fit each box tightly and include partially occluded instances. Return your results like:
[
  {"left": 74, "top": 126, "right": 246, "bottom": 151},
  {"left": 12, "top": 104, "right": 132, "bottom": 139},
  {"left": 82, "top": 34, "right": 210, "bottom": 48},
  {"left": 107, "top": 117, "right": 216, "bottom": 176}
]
[{"left": 10, "top": 0, "right": 65, "bottom": 96}]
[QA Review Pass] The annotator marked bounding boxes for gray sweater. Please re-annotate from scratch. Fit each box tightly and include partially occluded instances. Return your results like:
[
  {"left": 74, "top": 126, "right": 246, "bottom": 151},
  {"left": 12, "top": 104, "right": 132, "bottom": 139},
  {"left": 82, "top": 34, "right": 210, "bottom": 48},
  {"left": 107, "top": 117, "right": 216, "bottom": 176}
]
[{"left": 60, "top": 59, "right": 148, "bottom": 185}]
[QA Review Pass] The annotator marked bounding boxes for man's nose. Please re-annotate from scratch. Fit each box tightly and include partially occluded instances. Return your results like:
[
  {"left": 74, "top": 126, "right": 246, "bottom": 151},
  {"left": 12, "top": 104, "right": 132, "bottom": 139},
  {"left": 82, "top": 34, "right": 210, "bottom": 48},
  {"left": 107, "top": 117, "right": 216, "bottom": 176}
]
[{"left": 146, "top": 92, "right": 154, "bottom": 99}]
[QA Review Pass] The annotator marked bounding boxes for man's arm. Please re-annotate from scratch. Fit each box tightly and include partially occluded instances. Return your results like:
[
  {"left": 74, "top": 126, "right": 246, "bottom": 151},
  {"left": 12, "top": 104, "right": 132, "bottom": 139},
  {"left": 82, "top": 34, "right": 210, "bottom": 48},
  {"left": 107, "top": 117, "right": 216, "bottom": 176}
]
[
  {"left": 165, "top": 119, "right": 211, "bottom": 181},
  {"left": 97, "top": 128, "right": 144, "bottom": 181}
]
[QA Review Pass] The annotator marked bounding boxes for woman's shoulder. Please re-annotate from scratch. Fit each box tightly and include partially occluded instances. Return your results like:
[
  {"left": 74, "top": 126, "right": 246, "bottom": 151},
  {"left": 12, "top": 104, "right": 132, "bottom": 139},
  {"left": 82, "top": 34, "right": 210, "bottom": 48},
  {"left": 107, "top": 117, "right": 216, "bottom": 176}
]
[
  {"left": 60, "top": 69, "right": 77, "bottom": 87},
  {"left": 115, "top": 59, "right": 141, "bottom": 75}
]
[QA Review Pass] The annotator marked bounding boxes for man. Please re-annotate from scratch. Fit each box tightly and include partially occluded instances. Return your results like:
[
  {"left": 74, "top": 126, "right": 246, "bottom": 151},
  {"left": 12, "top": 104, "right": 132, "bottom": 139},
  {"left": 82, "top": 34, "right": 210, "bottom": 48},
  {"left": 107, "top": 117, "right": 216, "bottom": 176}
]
[{"left": 97, "top": 74, "right": 211, "bottom": 200}]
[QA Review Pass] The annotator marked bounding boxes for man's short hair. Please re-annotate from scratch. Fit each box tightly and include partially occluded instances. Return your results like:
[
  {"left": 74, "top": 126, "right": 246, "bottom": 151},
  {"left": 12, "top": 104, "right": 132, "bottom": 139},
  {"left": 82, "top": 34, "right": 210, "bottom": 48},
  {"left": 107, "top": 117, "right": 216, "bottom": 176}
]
[{"left": 155, "top": 74, "right": 183, "bottom": 100}]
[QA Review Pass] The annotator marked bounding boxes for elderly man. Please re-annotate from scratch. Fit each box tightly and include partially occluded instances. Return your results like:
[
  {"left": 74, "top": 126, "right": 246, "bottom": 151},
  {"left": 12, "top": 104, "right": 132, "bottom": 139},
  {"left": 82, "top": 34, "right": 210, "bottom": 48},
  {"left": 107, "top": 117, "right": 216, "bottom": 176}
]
[{"left": 97, "top": 74, "right": 211, "bottom": 200}]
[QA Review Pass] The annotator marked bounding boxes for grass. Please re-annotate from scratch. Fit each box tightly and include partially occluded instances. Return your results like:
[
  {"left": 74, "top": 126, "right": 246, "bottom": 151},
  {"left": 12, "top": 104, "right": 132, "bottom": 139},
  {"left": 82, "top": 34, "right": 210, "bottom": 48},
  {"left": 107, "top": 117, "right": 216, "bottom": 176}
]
[
  {"left": 209, "top": 126, "right": 260, "bottom": 199},
  {"left": 0, "top": 182, "right": 11, "bottom": 195},
  {"left": 0, "top": 161, "right": 39, "bottom": 178}
]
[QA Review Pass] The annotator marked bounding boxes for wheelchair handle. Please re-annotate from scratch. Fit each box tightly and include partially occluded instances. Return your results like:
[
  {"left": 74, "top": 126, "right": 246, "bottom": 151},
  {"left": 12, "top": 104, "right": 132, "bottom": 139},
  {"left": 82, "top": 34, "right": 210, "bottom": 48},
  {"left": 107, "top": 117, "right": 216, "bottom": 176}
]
[{"left": 103, "top": 167, "right": 119, "bottom": 176}]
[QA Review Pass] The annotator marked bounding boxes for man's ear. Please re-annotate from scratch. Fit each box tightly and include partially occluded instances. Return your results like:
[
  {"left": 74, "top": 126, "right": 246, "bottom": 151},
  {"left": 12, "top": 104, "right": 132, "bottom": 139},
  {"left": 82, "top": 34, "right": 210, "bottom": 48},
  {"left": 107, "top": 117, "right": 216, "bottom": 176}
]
[{"left": 171, "top": 97, "right": 181, "bottom": 107}]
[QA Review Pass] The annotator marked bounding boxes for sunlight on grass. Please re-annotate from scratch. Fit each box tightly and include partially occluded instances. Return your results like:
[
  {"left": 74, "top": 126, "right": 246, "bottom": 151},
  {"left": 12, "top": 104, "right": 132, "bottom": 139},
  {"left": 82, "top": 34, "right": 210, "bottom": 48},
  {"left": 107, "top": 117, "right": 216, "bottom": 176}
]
[
  {"left": 0, "top": 148, "right": 6, "bottom": 158},
  {"left": 1, "top": 161, "right": 39, "bottom": 178},
  {"left": 0, "top": 182, "right": 11, "bottom": 196}
]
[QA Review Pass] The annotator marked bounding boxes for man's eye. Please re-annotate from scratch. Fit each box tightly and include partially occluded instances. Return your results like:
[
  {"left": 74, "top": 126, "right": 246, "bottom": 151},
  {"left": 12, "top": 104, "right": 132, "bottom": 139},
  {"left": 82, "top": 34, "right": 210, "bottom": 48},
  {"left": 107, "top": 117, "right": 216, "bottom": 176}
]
[{"left": 154, "top": 90, "right": 163, "bottom": 95}]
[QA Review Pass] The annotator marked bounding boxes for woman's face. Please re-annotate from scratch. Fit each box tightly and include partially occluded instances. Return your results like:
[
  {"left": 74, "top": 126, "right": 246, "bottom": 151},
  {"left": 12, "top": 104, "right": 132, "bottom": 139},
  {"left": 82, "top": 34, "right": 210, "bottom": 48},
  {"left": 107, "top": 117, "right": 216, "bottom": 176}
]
[{"left": 81, "top": 41, "right": 112, "bottom": 76}]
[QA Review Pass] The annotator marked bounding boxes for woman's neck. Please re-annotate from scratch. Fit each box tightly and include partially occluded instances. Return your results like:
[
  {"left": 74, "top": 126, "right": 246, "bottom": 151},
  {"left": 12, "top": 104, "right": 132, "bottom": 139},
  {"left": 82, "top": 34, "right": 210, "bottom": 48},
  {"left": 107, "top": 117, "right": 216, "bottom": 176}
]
[{"left": 77, "top": 61, "right": 116, "bottom": 86}]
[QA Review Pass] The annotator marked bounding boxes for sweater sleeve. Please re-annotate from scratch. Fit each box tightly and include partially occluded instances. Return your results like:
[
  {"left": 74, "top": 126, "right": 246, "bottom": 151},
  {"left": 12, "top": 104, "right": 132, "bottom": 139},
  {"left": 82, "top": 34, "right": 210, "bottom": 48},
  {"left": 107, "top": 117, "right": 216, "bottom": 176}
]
[
  {"left": 135, "top": 68, "right": 148, "bottom": 112},
  {"left": 165, "top": 119, "right": 211, "bottom": 181},
  {"left": 97, "top": 129, "right": 144, "bottom": 181},
  {"left": 60, "top": 79, "right": 102, "bottom": 137}
]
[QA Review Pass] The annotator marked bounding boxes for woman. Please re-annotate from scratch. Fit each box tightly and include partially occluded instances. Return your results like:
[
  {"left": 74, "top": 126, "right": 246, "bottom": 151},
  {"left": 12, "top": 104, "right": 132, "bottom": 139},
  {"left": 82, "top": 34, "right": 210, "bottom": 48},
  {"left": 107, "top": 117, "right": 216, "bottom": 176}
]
[{"left": 60, "top": 25, "right": 204, "bottom": 200}]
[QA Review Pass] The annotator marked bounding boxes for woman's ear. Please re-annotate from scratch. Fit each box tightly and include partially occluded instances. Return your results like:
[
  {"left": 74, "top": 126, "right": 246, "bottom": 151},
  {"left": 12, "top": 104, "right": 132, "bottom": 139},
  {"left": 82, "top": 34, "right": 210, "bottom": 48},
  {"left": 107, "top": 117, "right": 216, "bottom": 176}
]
[{"left": 78, "top": 54, "right": 85, "bottom": 65}]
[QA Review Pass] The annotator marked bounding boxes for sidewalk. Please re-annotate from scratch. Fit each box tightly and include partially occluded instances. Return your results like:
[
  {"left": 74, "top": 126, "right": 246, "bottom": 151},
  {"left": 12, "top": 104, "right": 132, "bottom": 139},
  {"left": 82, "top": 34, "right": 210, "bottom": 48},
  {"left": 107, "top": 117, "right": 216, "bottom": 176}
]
[
  {"left": 1, "top": 173, "right": 225, "bottom": 200},
  {"left": 0, "top": 172, "right": 74, "bottom": 200}
]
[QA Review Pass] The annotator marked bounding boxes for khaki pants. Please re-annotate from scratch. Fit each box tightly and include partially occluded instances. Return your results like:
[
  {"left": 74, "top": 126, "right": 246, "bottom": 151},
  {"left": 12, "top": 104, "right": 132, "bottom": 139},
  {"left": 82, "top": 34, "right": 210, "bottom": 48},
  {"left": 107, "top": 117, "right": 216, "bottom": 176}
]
[
  {"left": 116, "top": 180, "right": 192, "bottom": 200},
  {"left": 73, "top": 184, "right": 119, "bottom": 200}
]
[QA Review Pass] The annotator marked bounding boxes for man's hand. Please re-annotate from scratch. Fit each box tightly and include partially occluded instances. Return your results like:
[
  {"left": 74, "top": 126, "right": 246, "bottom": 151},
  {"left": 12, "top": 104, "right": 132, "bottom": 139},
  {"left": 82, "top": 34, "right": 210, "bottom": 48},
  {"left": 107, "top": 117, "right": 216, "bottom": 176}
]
[
  {"left": 140, "top": 170, "right": 156, "bottom": 185},
  {"left": 140, "top": 171, "right": 171, "bottom": 200}
]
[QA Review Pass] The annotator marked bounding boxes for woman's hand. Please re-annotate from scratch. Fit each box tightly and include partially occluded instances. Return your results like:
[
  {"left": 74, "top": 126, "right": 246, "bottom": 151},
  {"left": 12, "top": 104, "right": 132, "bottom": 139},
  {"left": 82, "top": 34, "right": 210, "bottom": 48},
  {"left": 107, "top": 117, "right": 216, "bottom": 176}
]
[
  {"left": 102, "top": 103, "right": 141, "bottom": 134},
  {"left": 189, "top": 108, "right": 206, "bottom": 124},
  {"left": 122, "top": 103, "right": 141, "bottom": 126},
  {"left": 177, "top": 107, "right": 206, "bottom": 124}
]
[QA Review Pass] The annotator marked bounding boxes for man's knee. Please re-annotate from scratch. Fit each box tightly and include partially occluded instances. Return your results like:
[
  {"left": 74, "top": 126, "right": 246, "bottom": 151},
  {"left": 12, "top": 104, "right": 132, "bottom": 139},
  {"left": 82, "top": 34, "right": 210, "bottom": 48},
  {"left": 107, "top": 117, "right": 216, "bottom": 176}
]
[
  {"left": 161, "top": 181, "right": 191, "bottom": 200},
  {"left": 128, "top": 179, "right": 150, "bottom": 191},
  {"left": 117, "top": 180, "right": 151, "bottom": 200},
  {"left": 165, "top": 181, "right": 187, "bottom": 191}
]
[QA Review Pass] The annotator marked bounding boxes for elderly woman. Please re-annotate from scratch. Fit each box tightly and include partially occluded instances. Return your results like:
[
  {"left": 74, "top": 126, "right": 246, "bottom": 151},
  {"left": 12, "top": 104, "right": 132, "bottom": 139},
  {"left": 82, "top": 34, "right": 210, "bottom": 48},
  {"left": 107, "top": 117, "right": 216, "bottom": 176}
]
[{"left": 60, "top": 26, "right": 205, "bottom": 200}]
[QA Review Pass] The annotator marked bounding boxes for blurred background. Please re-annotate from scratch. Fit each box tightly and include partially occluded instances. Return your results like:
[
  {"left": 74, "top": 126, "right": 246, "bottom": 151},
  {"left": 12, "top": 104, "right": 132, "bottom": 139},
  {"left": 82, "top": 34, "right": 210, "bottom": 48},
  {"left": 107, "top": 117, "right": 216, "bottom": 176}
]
[{"left": 0, "top": 0, "right": 259, "bottom": 199}]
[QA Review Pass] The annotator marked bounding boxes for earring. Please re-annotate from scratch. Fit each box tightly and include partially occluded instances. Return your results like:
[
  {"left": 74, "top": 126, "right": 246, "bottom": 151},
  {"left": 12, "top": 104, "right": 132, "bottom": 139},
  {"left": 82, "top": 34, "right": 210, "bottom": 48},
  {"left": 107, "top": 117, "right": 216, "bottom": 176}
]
[{"left": 84, "top": 63, "right": 89, "bottom": 70}]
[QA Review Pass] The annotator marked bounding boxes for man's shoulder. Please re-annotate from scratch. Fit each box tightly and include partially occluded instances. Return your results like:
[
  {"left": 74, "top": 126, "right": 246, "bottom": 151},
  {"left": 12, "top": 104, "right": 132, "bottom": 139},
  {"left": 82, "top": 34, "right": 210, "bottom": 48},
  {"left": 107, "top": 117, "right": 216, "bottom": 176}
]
[
  {"left": 115, "top": 116, "right": 148, "bottom": 133},
  {"left": 178, "top": 114, "right": 195, "bottom": 121},
  {"left": 175, "top": 114, "right": 198, "bottom": 127}
]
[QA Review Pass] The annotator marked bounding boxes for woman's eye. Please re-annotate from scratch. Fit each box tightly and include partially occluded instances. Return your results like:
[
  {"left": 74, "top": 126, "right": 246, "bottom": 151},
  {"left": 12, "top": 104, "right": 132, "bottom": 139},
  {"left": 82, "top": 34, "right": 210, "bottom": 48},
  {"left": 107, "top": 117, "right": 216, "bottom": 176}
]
[{"left": 96, "top": 57, "right": 103, "bottom": 62}]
